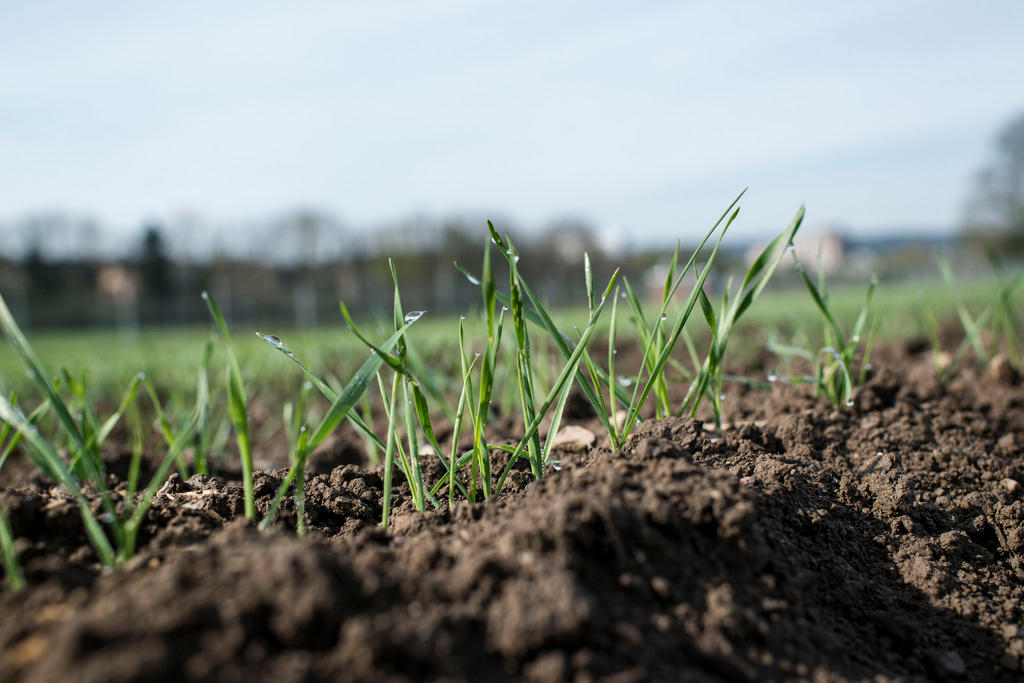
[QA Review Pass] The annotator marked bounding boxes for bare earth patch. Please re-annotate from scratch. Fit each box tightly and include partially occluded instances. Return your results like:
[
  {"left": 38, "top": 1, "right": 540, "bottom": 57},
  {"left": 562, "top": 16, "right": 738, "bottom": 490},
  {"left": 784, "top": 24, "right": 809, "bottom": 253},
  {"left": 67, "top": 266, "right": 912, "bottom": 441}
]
[{"left": 2, "top": 341, "right": 1023, "bottom": 681}]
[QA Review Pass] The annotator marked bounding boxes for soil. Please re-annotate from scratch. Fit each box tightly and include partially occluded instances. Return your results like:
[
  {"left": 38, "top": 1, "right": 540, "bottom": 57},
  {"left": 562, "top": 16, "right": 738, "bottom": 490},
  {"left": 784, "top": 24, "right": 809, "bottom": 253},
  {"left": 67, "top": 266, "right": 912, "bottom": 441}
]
[{"left": 2, "top": 340, "right": 1024, "bottom": 682}]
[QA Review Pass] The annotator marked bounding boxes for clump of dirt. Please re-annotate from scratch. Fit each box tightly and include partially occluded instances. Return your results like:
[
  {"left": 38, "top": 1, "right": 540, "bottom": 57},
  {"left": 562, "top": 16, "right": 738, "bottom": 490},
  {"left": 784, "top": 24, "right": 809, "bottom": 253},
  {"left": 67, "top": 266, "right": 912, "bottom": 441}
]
[{"left": 2, "top": 342, "right": 1024, "bottom": 681}]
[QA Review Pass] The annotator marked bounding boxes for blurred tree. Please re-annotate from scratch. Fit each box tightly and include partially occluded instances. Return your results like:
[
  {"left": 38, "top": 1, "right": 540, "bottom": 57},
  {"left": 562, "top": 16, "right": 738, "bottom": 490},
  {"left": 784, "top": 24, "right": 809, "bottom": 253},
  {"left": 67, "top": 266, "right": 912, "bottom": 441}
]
[
  {"left": 23, "top": 241, "right": 61, "bottom": 297},
  {"left": 140, "top": 225, "right": 172, "bottom": 301},
  {"left": 964, "top": 111, "right": 1024, "bottom": 252}
]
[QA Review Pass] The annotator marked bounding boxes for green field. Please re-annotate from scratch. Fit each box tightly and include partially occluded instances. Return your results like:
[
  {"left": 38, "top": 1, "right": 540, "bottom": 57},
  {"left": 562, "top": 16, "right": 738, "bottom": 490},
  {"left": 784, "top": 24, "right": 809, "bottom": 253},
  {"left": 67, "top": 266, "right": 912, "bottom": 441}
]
[
  {"left": 0, "top": 274, "right": 1008, "bottom": 401},
  {"left": 1, "top": 213, "right": 1021, "bottom": 577}
]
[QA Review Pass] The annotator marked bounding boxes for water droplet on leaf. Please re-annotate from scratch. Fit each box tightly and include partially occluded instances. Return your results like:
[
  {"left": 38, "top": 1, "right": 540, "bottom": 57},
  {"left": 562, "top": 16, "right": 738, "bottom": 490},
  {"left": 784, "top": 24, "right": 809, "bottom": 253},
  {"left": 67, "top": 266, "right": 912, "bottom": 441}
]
[{"left": 404, "top": 310, "right": 426, "bottom": 323}]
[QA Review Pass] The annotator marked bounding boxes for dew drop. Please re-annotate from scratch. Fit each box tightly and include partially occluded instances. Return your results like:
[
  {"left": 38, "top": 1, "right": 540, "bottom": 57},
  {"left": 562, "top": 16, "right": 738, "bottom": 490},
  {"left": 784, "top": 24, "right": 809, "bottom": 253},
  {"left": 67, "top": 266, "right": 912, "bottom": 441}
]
[
  {"left": 100, "top": 512, "right": 115, "bottom": 524},
  {"left": 617, "top": 376, "right": 632, "bottom": 387},
  {"left": 719, "top": 394, "right": 727, "bottom": 401},
  {"left": 620, "top": 291, "right": 627, "bottom": 299},
  {"left": 612, "top": 349, "right": 618, "bottom": 355},
  {"left": 767, "top": 372, "right": 778, "bottom": 383},
  {"left": 460, "top": 315, "right": 466, "bottom": 320},
  {"left": 200, "top": 290, "right": 209, "bottom": 300},
  {"left": 501, "top": 306, "right": 509, "bottom": 312},
  {"left": 137, "top": 372, "right": 146, "bottom": 380},
  {"left": 660, "top": 314, "right": 668, "bottom": 321},
  {"left": 464, "top": 273, "right": 481, "bottom": 286},
  {"left": 851, "top": 334, "right": 861, "bottom": 343},
  {"left": 786, "top": 245, "right": 795, "bottom": 253},
  {"left": 404, "top": 310, "right": 426, "bottom": 323},
  {"left": 553, "top": 464, "right": 562, "bottom": 471},
  {"left": 514, "top": 255, "right": 521, "bottom": 263},
  {"left": 265, "top": 334, "right": 284, "bottom": 349},
  {"left": 844, "top": 399, "right": 854, "bottom": 407}
]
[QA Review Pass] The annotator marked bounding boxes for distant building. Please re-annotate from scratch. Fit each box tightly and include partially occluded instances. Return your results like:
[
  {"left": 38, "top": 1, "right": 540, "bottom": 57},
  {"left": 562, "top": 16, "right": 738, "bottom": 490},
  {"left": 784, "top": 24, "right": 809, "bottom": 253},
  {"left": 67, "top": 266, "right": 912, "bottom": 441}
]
[
  {"left": 744, "top": 225, "right": 849, "bottom": 276},
  {"left": 643, "top": 262, "right": 711, "bottom": 302},
  {"left": 96, "top": 264, "right": 140, "bottom": 302}
]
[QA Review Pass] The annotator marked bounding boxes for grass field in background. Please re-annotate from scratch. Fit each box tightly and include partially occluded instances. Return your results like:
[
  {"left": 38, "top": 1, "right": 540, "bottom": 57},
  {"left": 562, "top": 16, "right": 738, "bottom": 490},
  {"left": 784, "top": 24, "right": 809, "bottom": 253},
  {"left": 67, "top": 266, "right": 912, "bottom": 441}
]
[{"left": 0, "top": 274, "right": 1003, "bottom": 403}]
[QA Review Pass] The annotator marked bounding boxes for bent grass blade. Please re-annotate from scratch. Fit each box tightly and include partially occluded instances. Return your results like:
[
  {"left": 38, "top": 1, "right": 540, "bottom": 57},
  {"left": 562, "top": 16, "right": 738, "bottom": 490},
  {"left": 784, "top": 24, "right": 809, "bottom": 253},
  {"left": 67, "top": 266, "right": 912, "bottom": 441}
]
[{"left": 203, "top": 291, "right": 256, "bottom": 519}]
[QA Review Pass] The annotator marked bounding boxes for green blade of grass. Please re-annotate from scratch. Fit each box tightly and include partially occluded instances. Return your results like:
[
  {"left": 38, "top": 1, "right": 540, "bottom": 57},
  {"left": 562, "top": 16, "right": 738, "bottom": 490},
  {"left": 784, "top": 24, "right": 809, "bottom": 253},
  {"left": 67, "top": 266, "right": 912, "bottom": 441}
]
[
  {"left": 936, "top": 252, "right": 988, "bottom": 362},
  {"left": 0, "top": 296, "right": 121, "bottom": 543},
  {"left": 605, "top": 286, "right": 620, "bottom": 442},
  {"left": 540, "top": 371, "right": 577, "bottom": 465},
  {"left": 142, "top": 378, "right": 176, "bottom": 448},
  {"left": 506, "top": 235, "right": 545, "bottom": 477},
  {"left": 93, "top": 373, "right": 144, "bottom": 450},
  {"left": 0, "top": 507, "right": 25, "bottom": 591},
  {"left": 0, "top": 394, "right": 116, "bottom": 566},
  {"left": 294, "top": 426, "right": 310, "bottom": 535},
  {"left": 202, "top": 290, "right": 255, "bottom": 519},
  {"left": 307, "top": 313, "right": 418, "bottom": 453},
  {"left": 848, "top": 275, "right": 878, "bottom": 357},
  {"left": 496, "top": 268, "right": 620, "bottom": 490},
  {"left": 378, "top": 372, "right": 402, "bottom": 528},
  {"left": 411, "top": 381, "right": 469, "bottom": 500},
  {"left": 193, "top": 340, "right": 214, "bottom": 475},
  {"left": 0, "top": 400, "right": 50, "bottom": 474},
  {"left": 0, "top": 295, "right": 91, "bottom": 459},
  {"left": 256, "top": 332, "right": 386, "bottom": 452},
  {"left": 121, "top": 413, "right": 198, "bottom": 559},
  {"left": 619, "top": 205, "right": 737, "bottom": 443},
  {"left": 446, "top": 349, "right": 477, "bottom": 505},
  {"left": 465, "top": 230, "right": 634, "bottom": 436},
  {"left": 470, "top": 307, "right": 504, "bottom": 499},
  {"left": 791, "top": 257, "right": 845, "bottom": 350}
]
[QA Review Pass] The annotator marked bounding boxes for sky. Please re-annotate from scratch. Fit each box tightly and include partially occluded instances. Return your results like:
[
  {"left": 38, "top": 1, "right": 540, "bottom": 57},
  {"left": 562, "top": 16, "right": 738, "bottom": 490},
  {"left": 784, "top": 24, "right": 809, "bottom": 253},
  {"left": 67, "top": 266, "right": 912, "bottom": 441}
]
[{"left": 1, "top": 0, "right": 1023, "bottom": 251}]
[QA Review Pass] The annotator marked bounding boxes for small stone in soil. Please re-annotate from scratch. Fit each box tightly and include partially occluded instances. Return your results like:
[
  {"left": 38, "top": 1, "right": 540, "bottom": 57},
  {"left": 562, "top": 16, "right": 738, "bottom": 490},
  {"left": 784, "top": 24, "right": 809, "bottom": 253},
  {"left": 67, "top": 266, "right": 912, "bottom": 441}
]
[
  {"left": 551, "top": 425, "right": 596, "bottom": 452},
  {"left": 929, "top": 649, "right": 966, "bottom": 678},
  {"left": 987, "top": 353, "right": 1019, "bottom": 384}
]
